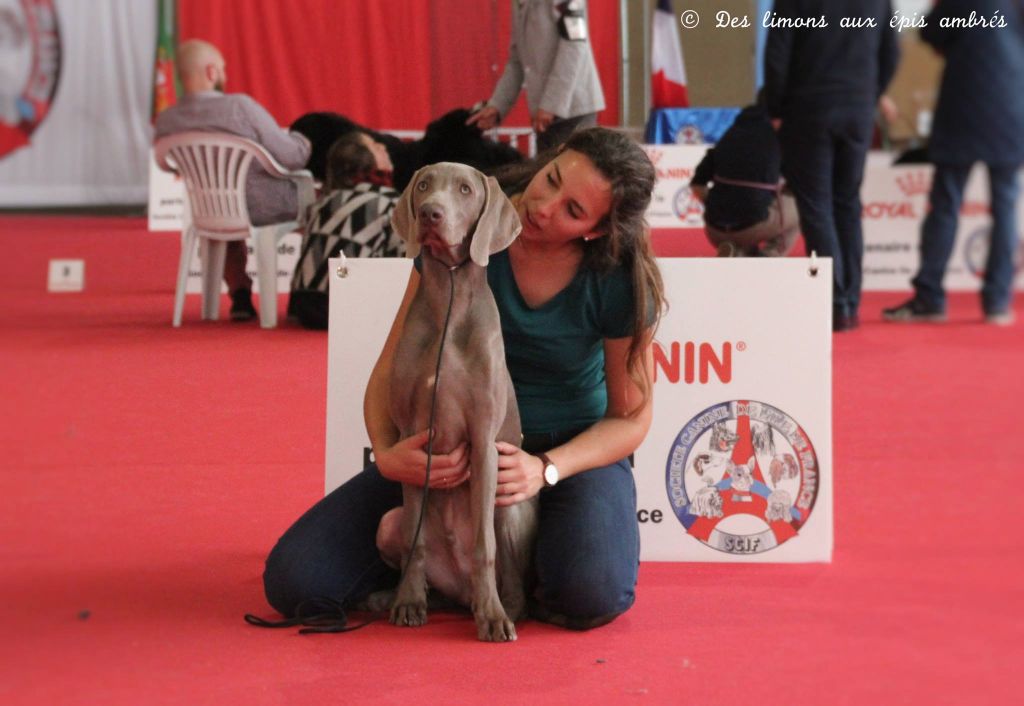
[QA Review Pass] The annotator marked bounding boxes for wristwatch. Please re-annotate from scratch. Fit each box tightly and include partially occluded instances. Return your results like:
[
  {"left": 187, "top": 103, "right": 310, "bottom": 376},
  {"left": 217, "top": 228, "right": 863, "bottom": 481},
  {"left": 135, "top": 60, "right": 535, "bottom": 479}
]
[{"left": 538, "top": 452, "right": 560, "bottom": 488}]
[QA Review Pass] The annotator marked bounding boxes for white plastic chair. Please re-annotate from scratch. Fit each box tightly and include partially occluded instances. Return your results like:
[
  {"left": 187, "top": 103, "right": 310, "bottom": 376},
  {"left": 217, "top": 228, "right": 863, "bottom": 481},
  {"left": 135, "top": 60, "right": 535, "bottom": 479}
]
[{"left": 154, "top": 131, "right": 315, "bottom": 328}]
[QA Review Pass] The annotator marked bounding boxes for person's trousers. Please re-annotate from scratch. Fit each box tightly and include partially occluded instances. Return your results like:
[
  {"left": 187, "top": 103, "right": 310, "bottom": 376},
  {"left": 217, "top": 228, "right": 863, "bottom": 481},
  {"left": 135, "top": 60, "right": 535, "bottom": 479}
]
[
  {"left": 224, "top": 240, "right": 252, "bottom": 294},
  {"left": 705, "top": 192, "right": 800, "bottom": 256},
  {"left": 537, "top": 112, "right": 598, "bottom": 153},
  {"left": 262, "top": 459, "right": 639, "bottom": 630},
  {"left": 912, "top": 162, "right": 1021, "bottom": 314},
  {"left": 780, "top": 109, "right": 874, "bottom": 317}
]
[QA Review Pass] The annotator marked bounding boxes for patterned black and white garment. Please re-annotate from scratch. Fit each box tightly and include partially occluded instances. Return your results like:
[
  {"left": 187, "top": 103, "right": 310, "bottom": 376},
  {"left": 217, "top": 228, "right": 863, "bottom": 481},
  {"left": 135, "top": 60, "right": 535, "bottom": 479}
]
[{"left": 288, "top": 183, "right": 403, "bottom": 329}]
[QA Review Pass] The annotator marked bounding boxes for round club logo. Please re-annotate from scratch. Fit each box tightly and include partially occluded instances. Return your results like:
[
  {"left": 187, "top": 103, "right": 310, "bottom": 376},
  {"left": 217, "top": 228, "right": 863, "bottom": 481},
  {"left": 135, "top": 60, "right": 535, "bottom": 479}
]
[
  {"left": 0, "top": 0, "right": 61, "bottom": 160},
  {"left": 674, "top": 124, "right": 704, "bottom": 145},
  {"left": 963, "top": 227, "right": 1024, "bottom": 279},
  {"left": 665, "top": 400, "right": 819, "bottom": 555},
  {"left": 672, "top": 185, "right": 704, "bottom": 226}
]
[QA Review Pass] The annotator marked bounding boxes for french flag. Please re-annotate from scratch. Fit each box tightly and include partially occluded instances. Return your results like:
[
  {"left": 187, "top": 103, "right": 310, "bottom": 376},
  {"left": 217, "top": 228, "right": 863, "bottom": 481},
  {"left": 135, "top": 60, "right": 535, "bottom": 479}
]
[{"left": 651, "top": 0, "right": 689, "bottom": 108}]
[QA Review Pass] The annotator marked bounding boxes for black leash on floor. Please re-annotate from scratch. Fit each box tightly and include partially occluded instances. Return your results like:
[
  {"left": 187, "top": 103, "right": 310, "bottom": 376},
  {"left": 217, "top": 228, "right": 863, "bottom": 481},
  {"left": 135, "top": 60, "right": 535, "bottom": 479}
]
[
  {"left": 243, "top": 265, "right": 459, "bottom": 634},
  {"left": 244, "top": 597, "right": 373, "bottom": 634}
]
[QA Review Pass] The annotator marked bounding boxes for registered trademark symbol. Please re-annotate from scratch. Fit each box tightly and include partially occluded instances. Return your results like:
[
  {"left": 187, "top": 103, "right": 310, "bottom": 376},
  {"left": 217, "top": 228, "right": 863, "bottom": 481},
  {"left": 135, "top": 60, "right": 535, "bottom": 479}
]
[{"left": 736, "top": 341, "right": 747, "bottom": 351}]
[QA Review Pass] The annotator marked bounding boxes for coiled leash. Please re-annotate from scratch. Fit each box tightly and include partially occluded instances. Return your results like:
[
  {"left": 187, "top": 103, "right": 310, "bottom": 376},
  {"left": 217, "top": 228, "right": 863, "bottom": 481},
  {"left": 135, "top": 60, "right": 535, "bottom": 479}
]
[{"left": 243, "top": 264, "right": 460, "bottom": 634}]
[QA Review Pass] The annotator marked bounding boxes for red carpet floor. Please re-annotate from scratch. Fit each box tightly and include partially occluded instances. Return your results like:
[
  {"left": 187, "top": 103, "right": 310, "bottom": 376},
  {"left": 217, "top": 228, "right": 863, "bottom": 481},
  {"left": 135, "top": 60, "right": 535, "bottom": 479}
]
[{"left": 1, "top": 216, "right": 1021, "bottom": 705}]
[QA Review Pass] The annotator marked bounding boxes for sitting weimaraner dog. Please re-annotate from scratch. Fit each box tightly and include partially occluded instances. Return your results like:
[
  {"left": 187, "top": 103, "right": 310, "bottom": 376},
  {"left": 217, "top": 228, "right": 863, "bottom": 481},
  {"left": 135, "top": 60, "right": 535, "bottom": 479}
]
[{"left": 385, "top": 162, "right": 538, "bottom": 641}]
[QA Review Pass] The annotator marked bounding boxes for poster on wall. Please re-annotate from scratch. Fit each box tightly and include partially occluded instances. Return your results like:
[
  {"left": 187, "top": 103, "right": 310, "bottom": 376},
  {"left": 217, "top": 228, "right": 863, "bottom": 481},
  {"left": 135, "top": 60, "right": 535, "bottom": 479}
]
[
  {"left": 0, "top": 0, "right": 155, "bottom": 205},
  {"left": 324, "top": 257, "right": 833, "bottom": 563},
  {"left": 0, "top": 0, "right": 61, "bottom": 160}
]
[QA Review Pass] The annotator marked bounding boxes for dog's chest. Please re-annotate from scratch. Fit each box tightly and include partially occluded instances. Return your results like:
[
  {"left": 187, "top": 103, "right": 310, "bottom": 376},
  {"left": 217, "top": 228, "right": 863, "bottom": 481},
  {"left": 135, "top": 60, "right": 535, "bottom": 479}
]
[
  {"left": 390, "top": 295, "right": 505, "bottom": 450},
  {"left": 422, "top": 489, "right": 477, "bottom": 602}
]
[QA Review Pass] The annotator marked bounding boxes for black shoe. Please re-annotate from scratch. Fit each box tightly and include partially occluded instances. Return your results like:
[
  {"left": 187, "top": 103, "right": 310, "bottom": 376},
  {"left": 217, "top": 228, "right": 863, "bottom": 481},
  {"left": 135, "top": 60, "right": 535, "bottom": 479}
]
[
  {"left": 833, "top": 312, "right": 859, "bottom": 332},
  {"left": 881, "top": 297, "right": 946, "bottom": 323},
  {"left": 229, "top": 289, "right": 257, "bottom": 322}
]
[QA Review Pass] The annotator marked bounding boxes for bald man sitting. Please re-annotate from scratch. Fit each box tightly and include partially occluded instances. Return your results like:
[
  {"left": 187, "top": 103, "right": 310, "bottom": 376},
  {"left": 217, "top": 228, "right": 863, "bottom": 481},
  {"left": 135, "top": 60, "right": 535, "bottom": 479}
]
[{"left": 155, "top": 39, "right": 311, "bottom": 321}]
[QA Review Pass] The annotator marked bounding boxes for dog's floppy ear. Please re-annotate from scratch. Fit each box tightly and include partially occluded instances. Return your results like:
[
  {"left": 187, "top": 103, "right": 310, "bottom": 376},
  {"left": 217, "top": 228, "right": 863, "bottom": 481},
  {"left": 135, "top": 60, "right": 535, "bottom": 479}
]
[
  {"left": 470, "top": 173, "right": 522, "bottom": 267},
  {"left": 391, "top": 166, "right": 427, "bottom": 258}
]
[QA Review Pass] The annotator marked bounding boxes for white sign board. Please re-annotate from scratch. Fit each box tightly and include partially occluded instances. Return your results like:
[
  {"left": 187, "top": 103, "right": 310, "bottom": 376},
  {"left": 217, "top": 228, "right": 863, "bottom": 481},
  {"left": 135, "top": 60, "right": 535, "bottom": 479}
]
[
  {"left": 325, "top": 257, "right": 833, "bottom": 563},
  {"left": 643, "top": 144, "right": 708, "bottom": 229},
  {"left": 640, "top": 145, "right": 1024, "bottom": 291},
  {"left": 47, "top": 259, "right": 85, "bottom": 292},
  {"left": 147, "top": 150, "right": 187, "bottom": 232}
]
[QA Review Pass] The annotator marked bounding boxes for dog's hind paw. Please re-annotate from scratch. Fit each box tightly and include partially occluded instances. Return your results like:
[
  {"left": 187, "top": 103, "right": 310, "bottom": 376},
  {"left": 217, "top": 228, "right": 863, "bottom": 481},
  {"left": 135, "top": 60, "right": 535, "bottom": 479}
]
[
  {"left": 476, "top": 614, "right": 517, "bottom": 642},
  {"left": 355, "top": 589, "right": 394, "bottom": 613},
  {"left": 390, "top": 601, "right": 428, "bottom": 627}
]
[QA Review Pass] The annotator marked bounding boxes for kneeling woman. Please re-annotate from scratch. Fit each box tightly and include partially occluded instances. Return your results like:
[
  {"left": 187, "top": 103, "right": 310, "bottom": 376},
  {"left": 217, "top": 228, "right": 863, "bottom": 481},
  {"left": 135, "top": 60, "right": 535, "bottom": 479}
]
[{"left": 265, "top": 127, "right": 665, "bottom": 629}]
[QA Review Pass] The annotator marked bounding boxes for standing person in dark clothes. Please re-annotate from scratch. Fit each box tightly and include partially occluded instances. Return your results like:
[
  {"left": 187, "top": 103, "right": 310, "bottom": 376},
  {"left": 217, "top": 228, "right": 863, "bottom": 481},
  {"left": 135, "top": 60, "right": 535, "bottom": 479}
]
[
  {"left": 883, "top": 0, "right": 1024, "bottom": 326},
  {"left": 690, "top": 101, "right": 799, "bottom": 257},
  {"left": 764, "top": 0, "right": 899, "bottom": 331}
]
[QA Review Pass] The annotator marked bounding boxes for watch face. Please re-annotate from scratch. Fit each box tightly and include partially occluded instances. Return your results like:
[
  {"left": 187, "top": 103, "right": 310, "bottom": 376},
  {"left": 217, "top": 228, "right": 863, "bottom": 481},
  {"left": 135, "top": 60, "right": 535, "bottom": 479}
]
[{"left": 544, "top": 464, "right": 558, "bottom": 486}]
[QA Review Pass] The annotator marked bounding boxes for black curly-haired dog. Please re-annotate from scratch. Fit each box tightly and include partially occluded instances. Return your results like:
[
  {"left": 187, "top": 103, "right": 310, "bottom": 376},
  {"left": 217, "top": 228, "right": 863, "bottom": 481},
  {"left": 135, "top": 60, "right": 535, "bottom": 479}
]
[{"left": 290, "top": 108, "right": 524, "bottom": 191}]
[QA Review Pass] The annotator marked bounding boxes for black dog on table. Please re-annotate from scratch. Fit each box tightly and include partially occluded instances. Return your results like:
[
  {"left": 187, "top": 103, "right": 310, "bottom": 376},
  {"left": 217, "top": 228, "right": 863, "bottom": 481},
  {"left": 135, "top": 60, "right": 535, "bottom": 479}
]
[{"left": 291, "top": 108, "right": 524, "bottom": 190}]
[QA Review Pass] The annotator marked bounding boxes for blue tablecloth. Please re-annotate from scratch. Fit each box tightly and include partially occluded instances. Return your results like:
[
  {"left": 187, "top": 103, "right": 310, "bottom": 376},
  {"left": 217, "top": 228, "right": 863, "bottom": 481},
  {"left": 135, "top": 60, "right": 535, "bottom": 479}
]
[{"left": 645, "top": 107, "right": 742, "bottom": 145}]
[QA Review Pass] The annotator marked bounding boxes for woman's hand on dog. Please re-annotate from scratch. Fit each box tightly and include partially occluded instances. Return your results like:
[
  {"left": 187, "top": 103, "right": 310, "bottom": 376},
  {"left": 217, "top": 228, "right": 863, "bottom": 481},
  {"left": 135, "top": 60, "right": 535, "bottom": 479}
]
[
  {"left": 376, "top": 429, "right": 471, "bottom": 489},
  {"left": 494, "top": 442, "right": 545, "bottom": 506}
]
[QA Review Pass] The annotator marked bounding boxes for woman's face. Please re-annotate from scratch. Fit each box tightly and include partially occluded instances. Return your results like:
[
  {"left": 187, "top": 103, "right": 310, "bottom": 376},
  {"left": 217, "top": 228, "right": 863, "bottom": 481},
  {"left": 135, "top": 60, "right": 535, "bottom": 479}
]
[
  {"left": 358, "top": 133, "right": 393, "bottom": 171},
  {"left": 518, "top": 149, "right": 612, "bottom": 245}
]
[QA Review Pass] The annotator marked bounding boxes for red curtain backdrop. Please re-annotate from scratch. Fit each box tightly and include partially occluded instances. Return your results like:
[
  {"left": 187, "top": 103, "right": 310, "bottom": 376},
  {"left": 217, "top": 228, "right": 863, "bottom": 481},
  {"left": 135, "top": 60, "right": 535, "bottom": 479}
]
[{"left": 178, "top": 0, "right": 619, "bottom": 130}]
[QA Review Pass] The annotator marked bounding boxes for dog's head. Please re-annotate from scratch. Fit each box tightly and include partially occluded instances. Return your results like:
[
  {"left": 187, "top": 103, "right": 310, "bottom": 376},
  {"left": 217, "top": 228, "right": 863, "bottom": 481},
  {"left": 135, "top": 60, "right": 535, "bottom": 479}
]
[
  {"left": 391, "top": 162, "right": 521, "bottom": 268},
  {"left": 691, "top": 482, "right": 724, "bottom": 519},
  {"left": 728, "top": 456, "right": 756, "bottom": 492},
  {"left": 765, "top": 489, "right": 793, "bottom": 523}
]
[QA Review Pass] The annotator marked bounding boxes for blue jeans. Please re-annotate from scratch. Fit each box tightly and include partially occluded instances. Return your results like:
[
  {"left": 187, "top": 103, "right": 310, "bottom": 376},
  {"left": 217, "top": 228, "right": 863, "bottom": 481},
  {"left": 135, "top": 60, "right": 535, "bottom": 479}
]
[
  {"left": 263, "top": 459, "right": 640, "bottom": 630},
  {"left": 913, "top": 162, "right": 1021, "bottom": 314}
]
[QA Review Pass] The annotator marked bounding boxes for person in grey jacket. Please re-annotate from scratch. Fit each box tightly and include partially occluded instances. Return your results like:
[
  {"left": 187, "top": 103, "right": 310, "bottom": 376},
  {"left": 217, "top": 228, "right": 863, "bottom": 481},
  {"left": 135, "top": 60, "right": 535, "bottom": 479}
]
[
  {"left": 155, "top": 40, "right": 310, "bottom": 321},
  {"left": 883, "top": 0, "right": 1024, "bottom": 326},
  {"left": 467, "top": 0, "right": 605, "bottom": 152}
]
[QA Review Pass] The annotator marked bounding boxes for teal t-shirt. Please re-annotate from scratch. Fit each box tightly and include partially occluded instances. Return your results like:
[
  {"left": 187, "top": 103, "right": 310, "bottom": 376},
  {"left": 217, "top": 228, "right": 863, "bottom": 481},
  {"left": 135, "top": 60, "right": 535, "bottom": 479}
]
[
  {"left": 486, "top": 249, "right": 636, "bottom": 434},
  {"left": 414, "top": 250, "right": 637, "bottom": 433}
]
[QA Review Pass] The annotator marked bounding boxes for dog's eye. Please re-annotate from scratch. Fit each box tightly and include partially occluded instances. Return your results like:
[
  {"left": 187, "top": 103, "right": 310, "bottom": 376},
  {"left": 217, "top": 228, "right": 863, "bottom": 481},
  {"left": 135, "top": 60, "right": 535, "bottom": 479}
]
[
  {"left": 416, "top": 180, "right": 428, "bottom": 192},
  {"left": 460, "top": 184, "right": 472, "bottom": 195}
]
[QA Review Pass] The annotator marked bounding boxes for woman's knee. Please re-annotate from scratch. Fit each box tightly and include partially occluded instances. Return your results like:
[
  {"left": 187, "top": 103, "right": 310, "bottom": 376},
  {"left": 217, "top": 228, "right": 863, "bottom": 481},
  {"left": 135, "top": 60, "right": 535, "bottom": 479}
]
[
  {"left": 532, "top": 460, "right": 639, "bottom": 628},
  {"left": 534, "top": 553, "right": 637, "bottom": 629},
  {"left": 262, "top": 532, "right": 314, "bottom": 617}
]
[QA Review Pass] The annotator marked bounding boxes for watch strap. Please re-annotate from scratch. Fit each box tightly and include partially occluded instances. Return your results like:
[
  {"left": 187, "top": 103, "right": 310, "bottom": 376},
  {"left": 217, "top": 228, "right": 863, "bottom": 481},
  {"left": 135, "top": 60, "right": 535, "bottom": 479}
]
[{"left": 538, "top": 452, "right": 557, "bottom": 488}]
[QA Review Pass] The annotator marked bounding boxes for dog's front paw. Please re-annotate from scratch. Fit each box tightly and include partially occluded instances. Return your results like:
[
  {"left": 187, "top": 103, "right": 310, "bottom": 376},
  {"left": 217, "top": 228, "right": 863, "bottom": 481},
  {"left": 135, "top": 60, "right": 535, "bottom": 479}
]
[
  {"left": 476, "top": 612, "right": 517, "bottom": 642},
  {"left": 390, "top": 601, "right": 428, "bottom": 627}
]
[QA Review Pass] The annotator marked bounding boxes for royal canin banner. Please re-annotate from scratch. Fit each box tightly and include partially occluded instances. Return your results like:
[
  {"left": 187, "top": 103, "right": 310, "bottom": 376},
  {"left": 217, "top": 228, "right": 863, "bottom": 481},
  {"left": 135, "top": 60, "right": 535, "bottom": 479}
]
[
  {"left": 859, "top": 154, "right": 1024, "bottom": 291},
  {"left": 325, "top": 258, "right": 834, "bottom": 563},
  {"left": 643, "top": 146, "right": 1024, "bottom": 292}
]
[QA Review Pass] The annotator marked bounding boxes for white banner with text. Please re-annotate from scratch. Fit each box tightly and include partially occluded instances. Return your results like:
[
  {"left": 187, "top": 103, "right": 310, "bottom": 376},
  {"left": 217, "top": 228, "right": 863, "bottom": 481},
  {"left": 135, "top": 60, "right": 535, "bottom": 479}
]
[{"left": 643, "top": 145, "right": 1024, "bottom": 291}]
